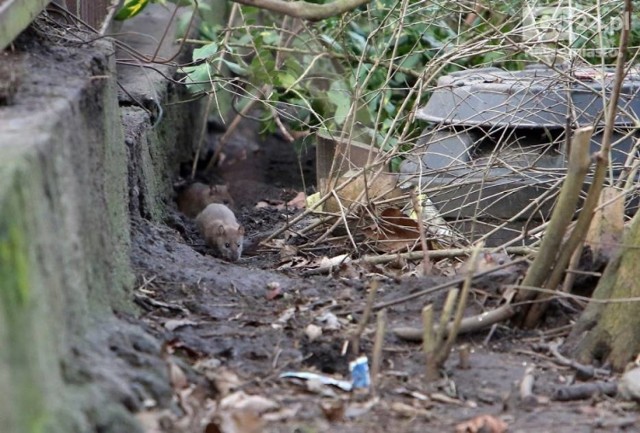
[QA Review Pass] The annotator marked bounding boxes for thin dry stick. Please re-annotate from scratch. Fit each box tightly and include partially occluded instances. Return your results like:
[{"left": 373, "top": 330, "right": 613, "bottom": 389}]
[
  {"left": 368, "top": 257, "right": 529, "bottom": 312},
  {"left": 422, "top": 305, "right": 438, "bottom": 381},
  {"left": 190, "top": 93, "right": 214, "bottom": 179},
  {"left": 435, "top": 242, "right": 484, "bottom": 367},
  {"left": 261, "top": 160, "right": 388, "bottom": 244},
  {"left": 205, "top": 85, "right": 267, "bottom": 172},
  {"left": 371, "top": 308, "right": 386, "bottom": 394},
  {"left": 355, "top": 246, "right": 534, "bottom": 266},
  {"left": 519, "top": 366, "right": 536, "bottom": 405},
  {"left": 435, "top": 288, "right": 460, "bottom": 346},
  {"left": 351, "top": 280, "right": 379, "bottom": 355},
  {"left": 458, "top": 344, "right": 471, "bottom": 369},
  {"left": 561, "top": 245, "right": 583, "bottom": 293},
  {"left": 330, "top": 189, "right": 358, "bottom": 251},
  {"left": 411, "top": 191, "right": 432, "bottom": 275},
  {"left": 393, "top": 302, "right": 517, "bottom": 342}
]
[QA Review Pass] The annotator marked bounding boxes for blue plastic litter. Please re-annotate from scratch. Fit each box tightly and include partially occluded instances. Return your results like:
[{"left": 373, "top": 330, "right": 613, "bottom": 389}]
[{"left": 280, "top": 356, "right": 371, "bottom": 392}]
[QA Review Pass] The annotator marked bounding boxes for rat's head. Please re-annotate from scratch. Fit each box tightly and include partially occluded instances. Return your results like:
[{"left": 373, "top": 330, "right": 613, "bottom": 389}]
[
  {"left": 208, "top": 185, "right": 235, "bottom": 208},
  {"left": 211, "top": 224, "right": 244, "bottom": 262}
]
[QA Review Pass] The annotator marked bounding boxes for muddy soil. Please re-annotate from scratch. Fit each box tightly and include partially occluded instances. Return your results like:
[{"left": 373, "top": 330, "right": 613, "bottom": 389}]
[{"left": 131, "top": 121, "right": 637, "bottom": 433}]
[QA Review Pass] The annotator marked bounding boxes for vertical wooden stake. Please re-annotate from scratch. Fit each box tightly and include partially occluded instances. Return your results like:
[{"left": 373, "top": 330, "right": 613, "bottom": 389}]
[{"left": 371, "top": 308, "right": 387, "bottom": 395}]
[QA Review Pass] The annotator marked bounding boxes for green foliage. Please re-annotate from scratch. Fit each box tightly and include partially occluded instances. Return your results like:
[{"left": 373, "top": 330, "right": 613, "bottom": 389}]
[
  {"left": 172, "top": 0, "right": 640, "bottom": 168},
  {"left": 115, "top": 0, "right": 162, "bottom": 20}
]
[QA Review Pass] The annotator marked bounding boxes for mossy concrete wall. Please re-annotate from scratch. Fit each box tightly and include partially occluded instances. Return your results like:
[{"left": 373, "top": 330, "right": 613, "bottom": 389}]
[
  {"left": 0, "top": 5, "right": 203, "bottom": 432},
  {"left": 0, "top": 35, "right": 132, "bottom": 433}
]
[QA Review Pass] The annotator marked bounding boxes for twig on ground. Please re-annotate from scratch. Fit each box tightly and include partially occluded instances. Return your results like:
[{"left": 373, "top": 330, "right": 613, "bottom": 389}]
[
  {"left": 394, "top": 302, "right": 516, "bottom": 342},
  {"left": 436, "top": 288, "right": 459, "bottom": 348},
  {"left": 410, "top": 191, "right": 432, "bottom": 275},
  {"left": 541, "top": 341, "right": 611, "bottom": 380},
  {"left": 552, "top": 382, "right": 618, "bottom": 401},
  {"left": 368, "top": 258, "right": 528, "bottom": 312},
  {"left": 356, "top": 247, "right": 534, "bottom": 267},
  {"left": 371, "top": 308, "right": 387, "bottom": 394},
  {"left": 434, "top": 243, "right": 482, "bottom": 368},
  {"left": 519, "top": 366, "right": 537, "bottom": 406},
  {"left": 351, "top": 280, "right": 379, "bottom": 355},
  {"left": 457, "top": 344, "right": 471, "bottom": 369},
  {"left": 422, "top": 305, "right": 438, "bottom": 381}
]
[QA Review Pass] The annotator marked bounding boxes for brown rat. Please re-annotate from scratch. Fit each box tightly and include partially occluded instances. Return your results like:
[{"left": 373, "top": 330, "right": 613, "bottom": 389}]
[
  {"left": 177, "top": 182, "right": 235, "bottom": 218},
  {"left": 196, "top": 203, "right": 244, "bottom": 262}
]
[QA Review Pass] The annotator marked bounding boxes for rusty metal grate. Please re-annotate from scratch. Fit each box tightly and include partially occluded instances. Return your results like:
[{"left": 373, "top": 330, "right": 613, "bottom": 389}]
[
  {"left": 0, "top": 0, "right": 118, "bottom": 50},
  {"left": 63, "top": 0, "right": 118, "bottom": 32}
]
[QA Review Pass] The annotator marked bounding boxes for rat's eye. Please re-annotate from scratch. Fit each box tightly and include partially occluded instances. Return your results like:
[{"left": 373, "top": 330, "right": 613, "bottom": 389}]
[
  {"left": 225, "top": 242, "right": 230, "bottom": 248},
  {"left": 498, "top": 258, "right": 505, "bottom": 265}
]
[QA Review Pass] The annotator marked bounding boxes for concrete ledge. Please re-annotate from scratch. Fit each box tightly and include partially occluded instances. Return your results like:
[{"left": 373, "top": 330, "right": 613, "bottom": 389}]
[
  {"left": 0, "top": 5, "right": 202, "bottom": 432},
  {"left": 0, "top": 32, "right": 132, "bottom": 431}
]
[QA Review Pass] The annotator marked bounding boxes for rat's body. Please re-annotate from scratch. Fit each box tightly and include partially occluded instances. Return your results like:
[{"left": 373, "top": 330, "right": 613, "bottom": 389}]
[
  {"left": 177, "top": 182, "right": 235, "bottom": 218},
  {"left": 196, "top": 203, "right": 244, "bottom": 262}
]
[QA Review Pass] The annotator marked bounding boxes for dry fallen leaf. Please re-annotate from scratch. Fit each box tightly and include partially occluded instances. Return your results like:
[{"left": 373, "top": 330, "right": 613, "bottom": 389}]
[
  {"left": 164, "top": 318, "right": 199, "bottom": 332},
  {"left": 286, "top": 191, "right": 307, "bottom": 209},
  {"left": 136, "top": 410, "right": 173, "bottom": 433},
  {"left": 279, "top": 244, "right": 299, "bottom": 261},
  {"left": 210, "top": 367, "right": 242, "bottom": 397},
  {"left": 206, "top": 391, "right": 280, "bottom": 433},
  {"left": 221, "top": 391, "right": 279, "bottom": 414},
  {"left": 363, "top": 207, "right": 421, "bottom": 253},
  {"left": 320, "top": 400, "right": 345, "bottom": 422},
  {"left": 390, "top": 401, "right": 432, "bottom": 418},
  {"left": 265, "top": 281, "right": 283, "bottom": 300},
  {"left": 169, "top": 359, "right": 189, "bottom": 390},
  {"left": 273, "top": 307, "right": 296, "bottom": 328},
  {"left": 454, "top": 414, "right": 508, "bottom": 433}
]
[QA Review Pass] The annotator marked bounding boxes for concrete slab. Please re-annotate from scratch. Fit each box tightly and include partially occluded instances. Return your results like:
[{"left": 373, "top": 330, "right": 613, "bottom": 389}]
[{"left": 0, "top": 6, "right": 203, "bottom": 432}]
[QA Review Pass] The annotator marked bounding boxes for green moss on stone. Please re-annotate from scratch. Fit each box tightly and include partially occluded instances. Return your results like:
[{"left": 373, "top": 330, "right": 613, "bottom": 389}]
[
  {"left": 0, "top": 173, "right": 47, "bottom": 433},
  {"left": 0, "top": 223, "right": 30, "bottom": 307}
]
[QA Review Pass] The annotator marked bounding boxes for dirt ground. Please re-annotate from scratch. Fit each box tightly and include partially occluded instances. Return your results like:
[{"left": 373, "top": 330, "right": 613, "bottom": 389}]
[{"left": 130, "top": 121, "right": 638, "bottom": 433}]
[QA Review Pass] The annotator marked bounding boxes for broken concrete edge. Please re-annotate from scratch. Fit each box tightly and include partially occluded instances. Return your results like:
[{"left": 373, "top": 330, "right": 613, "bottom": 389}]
[
  {"left": 118, "top": 3, "right": 205, "bottom": 222},
  {"left": 0, "top": 6, "right": 203, "bottom": 433}
]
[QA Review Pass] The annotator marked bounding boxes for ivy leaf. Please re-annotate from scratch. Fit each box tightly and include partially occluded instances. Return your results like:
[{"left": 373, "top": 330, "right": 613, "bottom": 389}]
[
  {"left": 261, "top": 30, "right": 280, "bottom": 45},
  {"left": 181, "top": 64, "right": 212, "bottom": 94},
  {"left": 327, "top": 81, "right": 351, "bottom": 126},
  {"left": 276, "top": 72, "right": 297, "bottom": 89},
  {"left": 347, "top": 31, "right": 367, "bottom": 54},
  {"left": 220, "top": 59, "right": 249, "bottom": 77},
  {"left": 193, "top": 43, "right": 219, "bottom": 62},
  {"left": 199, "top": 22, "right": 219, "bottom": 41},
  {"left": 114, "top": 0, "right": 150, "bottom": 20}
]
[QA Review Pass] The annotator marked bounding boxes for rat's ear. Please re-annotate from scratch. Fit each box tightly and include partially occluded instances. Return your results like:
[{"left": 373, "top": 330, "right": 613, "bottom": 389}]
[
  {"left": 483, "top": 252, "right": 494, "bottom": 263},
  {"left": 237, "top": 226, "right": 245, "bottom": 235},
  {"left": 218, "top": 224, "right": 225, "bottom": 235}
]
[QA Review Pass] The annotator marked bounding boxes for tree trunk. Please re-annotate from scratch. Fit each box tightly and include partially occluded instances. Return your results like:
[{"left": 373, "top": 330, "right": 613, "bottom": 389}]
[{"left": 564, "top": 210, "right": 640, "bottom": 371}]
